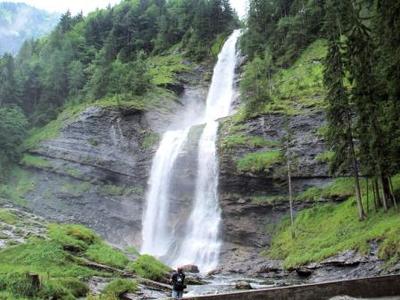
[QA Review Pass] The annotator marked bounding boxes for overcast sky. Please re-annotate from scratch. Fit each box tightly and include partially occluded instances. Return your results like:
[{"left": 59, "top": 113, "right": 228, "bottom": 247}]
[{"left": 1, "top": 0, "right": 248, "bottom": 17}]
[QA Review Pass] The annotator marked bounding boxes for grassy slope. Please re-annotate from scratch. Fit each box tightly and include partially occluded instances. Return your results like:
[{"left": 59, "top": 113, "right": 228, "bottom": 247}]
[
  {"left": 230, "top": 39, "right": 400, "bottom": 269},
  {"left": 0, "top": 210, "right": 170, "bottom": 299},
  {"left": 219, "top": 39, "right": 327, "bottom": 174},
  {"left": 268, "top": 175, "right": 400, "bottom": 269}
]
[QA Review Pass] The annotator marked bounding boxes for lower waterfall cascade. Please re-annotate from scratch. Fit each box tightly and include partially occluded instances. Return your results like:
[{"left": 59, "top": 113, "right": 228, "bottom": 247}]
[{"left": 141, "top": 30, "right": 241, "bottom": 273}]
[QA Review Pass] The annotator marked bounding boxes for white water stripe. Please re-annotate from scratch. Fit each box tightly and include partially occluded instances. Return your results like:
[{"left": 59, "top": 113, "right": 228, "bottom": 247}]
[
  {"left": 141, "top": 129, "right": 190, "bottom": 257},
  {"left": 174, "top": 30, "right": 241, "bottom": 272}
]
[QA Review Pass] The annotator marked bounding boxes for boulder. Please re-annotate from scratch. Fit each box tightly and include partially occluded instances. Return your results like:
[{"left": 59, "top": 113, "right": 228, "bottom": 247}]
[
  {"left": 235, "top": 281, "right": 252, "bottom": 290},
  {"left": 180, "top": 264, "right": 200, "bottom": 274}
]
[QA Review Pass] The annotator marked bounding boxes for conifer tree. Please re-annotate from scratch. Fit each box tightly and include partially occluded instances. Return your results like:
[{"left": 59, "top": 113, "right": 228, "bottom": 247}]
[{"left": 323, "top": 0, "right": 366, "bottom": 220}]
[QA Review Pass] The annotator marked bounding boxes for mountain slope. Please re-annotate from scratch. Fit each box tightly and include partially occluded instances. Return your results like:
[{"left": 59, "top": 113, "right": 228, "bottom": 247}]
[{"left": 0, "top": 2, "right": 59, "bottom": 54}]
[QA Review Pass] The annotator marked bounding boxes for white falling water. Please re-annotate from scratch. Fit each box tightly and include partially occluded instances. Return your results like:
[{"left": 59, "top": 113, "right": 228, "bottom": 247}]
[
  {"left": 173, "top": 30, "right": 241, "bottom": 272},
  {"left": 141, "top": 129, "right": 190, "bottom": 257},
  {"left": 141, "top": 30, "right": 240, "bottom": 272}
]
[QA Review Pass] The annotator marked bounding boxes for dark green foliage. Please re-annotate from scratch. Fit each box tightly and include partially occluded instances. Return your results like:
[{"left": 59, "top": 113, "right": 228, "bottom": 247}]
[
  {"left": 0, "top": 106, "right": 28, "bottom": 178},
  {"left": 0, "top": 0, "right": 238, "bottom": 130}
]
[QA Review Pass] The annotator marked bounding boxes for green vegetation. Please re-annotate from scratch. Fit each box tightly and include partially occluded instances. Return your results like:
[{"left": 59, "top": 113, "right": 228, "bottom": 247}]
[
  {"left": 21, "top": 154, "right": 51, "bottom": 169},
  {"left": 237, "top": 150, "right": 282, "bottom": 173},
  {"left": 127, "top": 255, "right": 171, "bottom": 281},
  {"left": 102, "top": 279, "right": 138, "bottom": 299},
  {"left": 296, "top": 178, "right": 355, "bottom": 202},
  {"left": 0, "top": 107, "right": 28, "bottom": 178},
  {"left": 0, "top": 209, "right": 18, "bottom": 225},
  {"left": 269, "top": 200, "right": 400, "bottom": 269},
  {"left": 141, "top": 132, "right": 160, "bottom": 150},
  {"left": 147, "top": 54, "right": 191, "bottom": 86},
  {"left": 61, "top": 182, "right": 92, "bottom": 197},
  {"left": 240, "top": 39, "right": 327, "bottom": 118},
  {"left": 0, "top": 168, "right": 35, "bottom": 206},
  {"left": 269, "top": 175, "right": 400, "bottom": 268},
  {"left": 315, "top": 151, "right": 335, "bottom": 163},
  {"left": 86, "top": 243, "right": 129, "bottom": 269}
]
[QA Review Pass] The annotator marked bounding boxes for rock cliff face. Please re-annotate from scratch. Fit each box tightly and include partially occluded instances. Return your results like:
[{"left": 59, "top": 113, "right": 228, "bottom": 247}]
[
  {"left": 217, "top": 111, "right": 330, "bottom": 263},
  {"left": 24, "top": 106, "right": 158, "bottom": 246},
  {"left": 21, "top": 71, "right": 210, "bottom": 249}
]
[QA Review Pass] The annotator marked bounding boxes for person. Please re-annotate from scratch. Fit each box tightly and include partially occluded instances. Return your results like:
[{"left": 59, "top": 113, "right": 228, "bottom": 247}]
[{"left": 171, "top": 267, "right": 186, "bottom": 299}]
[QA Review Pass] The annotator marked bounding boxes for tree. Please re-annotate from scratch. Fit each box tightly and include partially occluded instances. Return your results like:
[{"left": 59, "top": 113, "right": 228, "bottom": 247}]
[
  {"left": 323, "top": 0, "right": 366, "bottom": 220},
  {"left": 0, "top": 54, "right": 18, "bottom": 106},
  {"left": 0, "top": 106, "right": 28, "bottom": 177}
]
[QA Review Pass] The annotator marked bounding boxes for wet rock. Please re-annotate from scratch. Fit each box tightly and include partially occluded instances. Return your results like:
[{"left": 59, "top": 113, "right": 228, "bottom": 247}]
[
  {"left": 256, "top": 260, "right": 283, "bottom": 274},
  {"left": 180, "top": 264, "right": 200, "bottom": 274},
  {"left": 321, "top": 250, "right": 369, "bottom": 267},
  {"left": 235, "top": 281, "right": 252, "bottom": 290},
  {"left": 295, "top": 267, "right": 313, "bottom": 277}
]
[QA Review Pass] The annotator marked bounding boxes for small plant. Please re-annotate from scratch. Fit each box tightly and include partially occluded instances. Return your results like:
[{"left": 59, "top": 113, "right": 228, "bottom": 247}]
[{"left": 237, "top": 150, "right": 282, "bottom": 173}]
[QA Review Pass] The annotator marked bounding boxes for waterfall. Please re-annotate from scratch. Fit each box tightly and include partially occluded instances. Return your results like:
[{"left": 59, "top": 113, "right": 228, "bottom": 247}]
[
  {"left": 141, "top": 129, "right": 190, "bottom": 257},
  {"left": 141, "top": 30, "right": 240, "bottom": 272}
]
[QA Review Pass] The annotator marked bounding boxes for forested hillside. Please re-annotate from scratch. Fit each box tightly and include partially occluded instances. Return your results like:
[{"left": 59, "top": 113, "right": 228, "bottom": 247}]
[
  {"left": 0, "top": 0, "right": 238, "bottom": 179},
  {"left": 0, "top": 2, "right": 59, "bottom": 54},
  {"left": 0, "top": 0, "right": 399, "bottom": 297},
  {"left": 235, "top": 0, "right": 400, "bottom": 266}
]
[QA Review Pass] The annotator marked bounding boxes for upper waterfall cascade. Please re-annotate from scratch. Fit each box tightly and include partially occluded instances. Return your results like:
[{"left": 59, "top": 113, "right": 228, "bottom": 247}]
[{"left": 141, "top": 30, "right": 241, "bottom": 273}]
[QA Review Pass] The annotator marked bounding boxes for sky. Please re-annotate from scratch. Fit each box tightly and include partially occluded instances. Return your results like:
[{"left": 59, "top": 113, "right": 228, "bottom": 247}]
[{"left": 1, "top": 0, "right": 248, "bottom": 17}]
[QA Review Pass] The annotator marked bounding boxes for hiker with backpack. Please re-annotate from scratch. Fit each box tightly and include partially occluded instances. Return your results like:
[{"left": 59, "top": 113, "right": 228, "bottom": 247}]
[{"left": 171, "top": 267, "right": 186, "bottom": 299}]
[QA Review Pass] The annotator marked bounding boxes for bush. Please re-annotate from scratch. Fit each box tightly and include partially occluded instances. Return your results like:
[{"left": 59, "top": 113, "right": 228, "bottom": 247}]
[{"left": 127, "top": 255, "right": 170, "bottom": 281}]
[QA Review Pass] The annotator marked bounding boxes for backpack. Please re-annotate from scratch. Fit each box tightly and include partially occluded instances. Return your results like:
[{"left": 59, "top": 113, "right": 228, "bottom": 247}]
[{"left": 174, "top": 273, "right": 185, "bottom": 290}]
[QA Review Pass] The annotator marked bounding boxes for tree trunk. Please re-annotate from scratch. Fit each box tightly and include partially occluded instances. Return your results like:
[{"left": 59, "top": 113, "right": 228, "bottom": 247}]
[
  {"left": 366, "top": 177, "right": 370, "bottom": 213},
  {"left": 389, "top": 177, "right": 398, "bottom": 209},
  {"left": 288, "top": 159, "right": 295, "bottom": 238},
  {"left": 374, "top": 178, "right": 382, "bottom": 209},
  {"left": 379, "top": 173, "right": 388, "bottom": 212},
  {"left": 348, "top": 130, "right": 366, "bottom": 220}
]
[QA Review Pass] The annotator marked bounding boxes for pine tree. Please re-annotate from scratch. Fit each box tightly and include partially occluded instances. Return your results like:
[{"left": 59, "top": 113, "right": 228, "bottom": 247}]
[{"left": 323, "top": 0, "right": 366, "bottom": 220}]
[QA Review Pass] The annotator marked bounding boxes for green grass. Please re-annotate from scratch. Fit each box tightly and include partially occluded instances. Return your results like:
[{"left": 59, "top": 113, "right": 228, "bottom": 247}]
[
  {"left": 237, "top": 150, "right": 282, "bottom": 173},
  {"left": 102, "top": 279, "right": 138, "bottom": 299},
  {"left": 21, "top": 154, "right": 51, "bottom": 169},
  {"left": 147, "top": 54, "right": 190, "bottom": 86},
  {"left": 0, "top": 168, "right": 35, "bottom": 206},
  {"left": 0, "top": 209, "right": 18, "bottom": 225},
  {"left": 61, "top": 182, "right": 92, "bottom": 197},
  {"left": 48, "top": 224, "right": 100, "bottom": 252},
  {"left": 127, "top": 255, "right": 171, "bottom": 281},
  {"left": 141, "top": 132, "right": 160, "bottom": 150},
  {"left": 268, "top": 175, "right": 400, "bottom": 269},
  {"left": 315, "top": 151, "right": 335, "bottom": 163},
  {"left": 239, "top": 39, "right": 328, "bottom": 119},
  {"left": 23, "top": 88, "right": 176, "bottom": 150},
  {"left": 85, "top": 243, "right": 129, "bottom": 269},
  {"left": 296, "top": 178, "right": 355, "bottom": 202}
]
